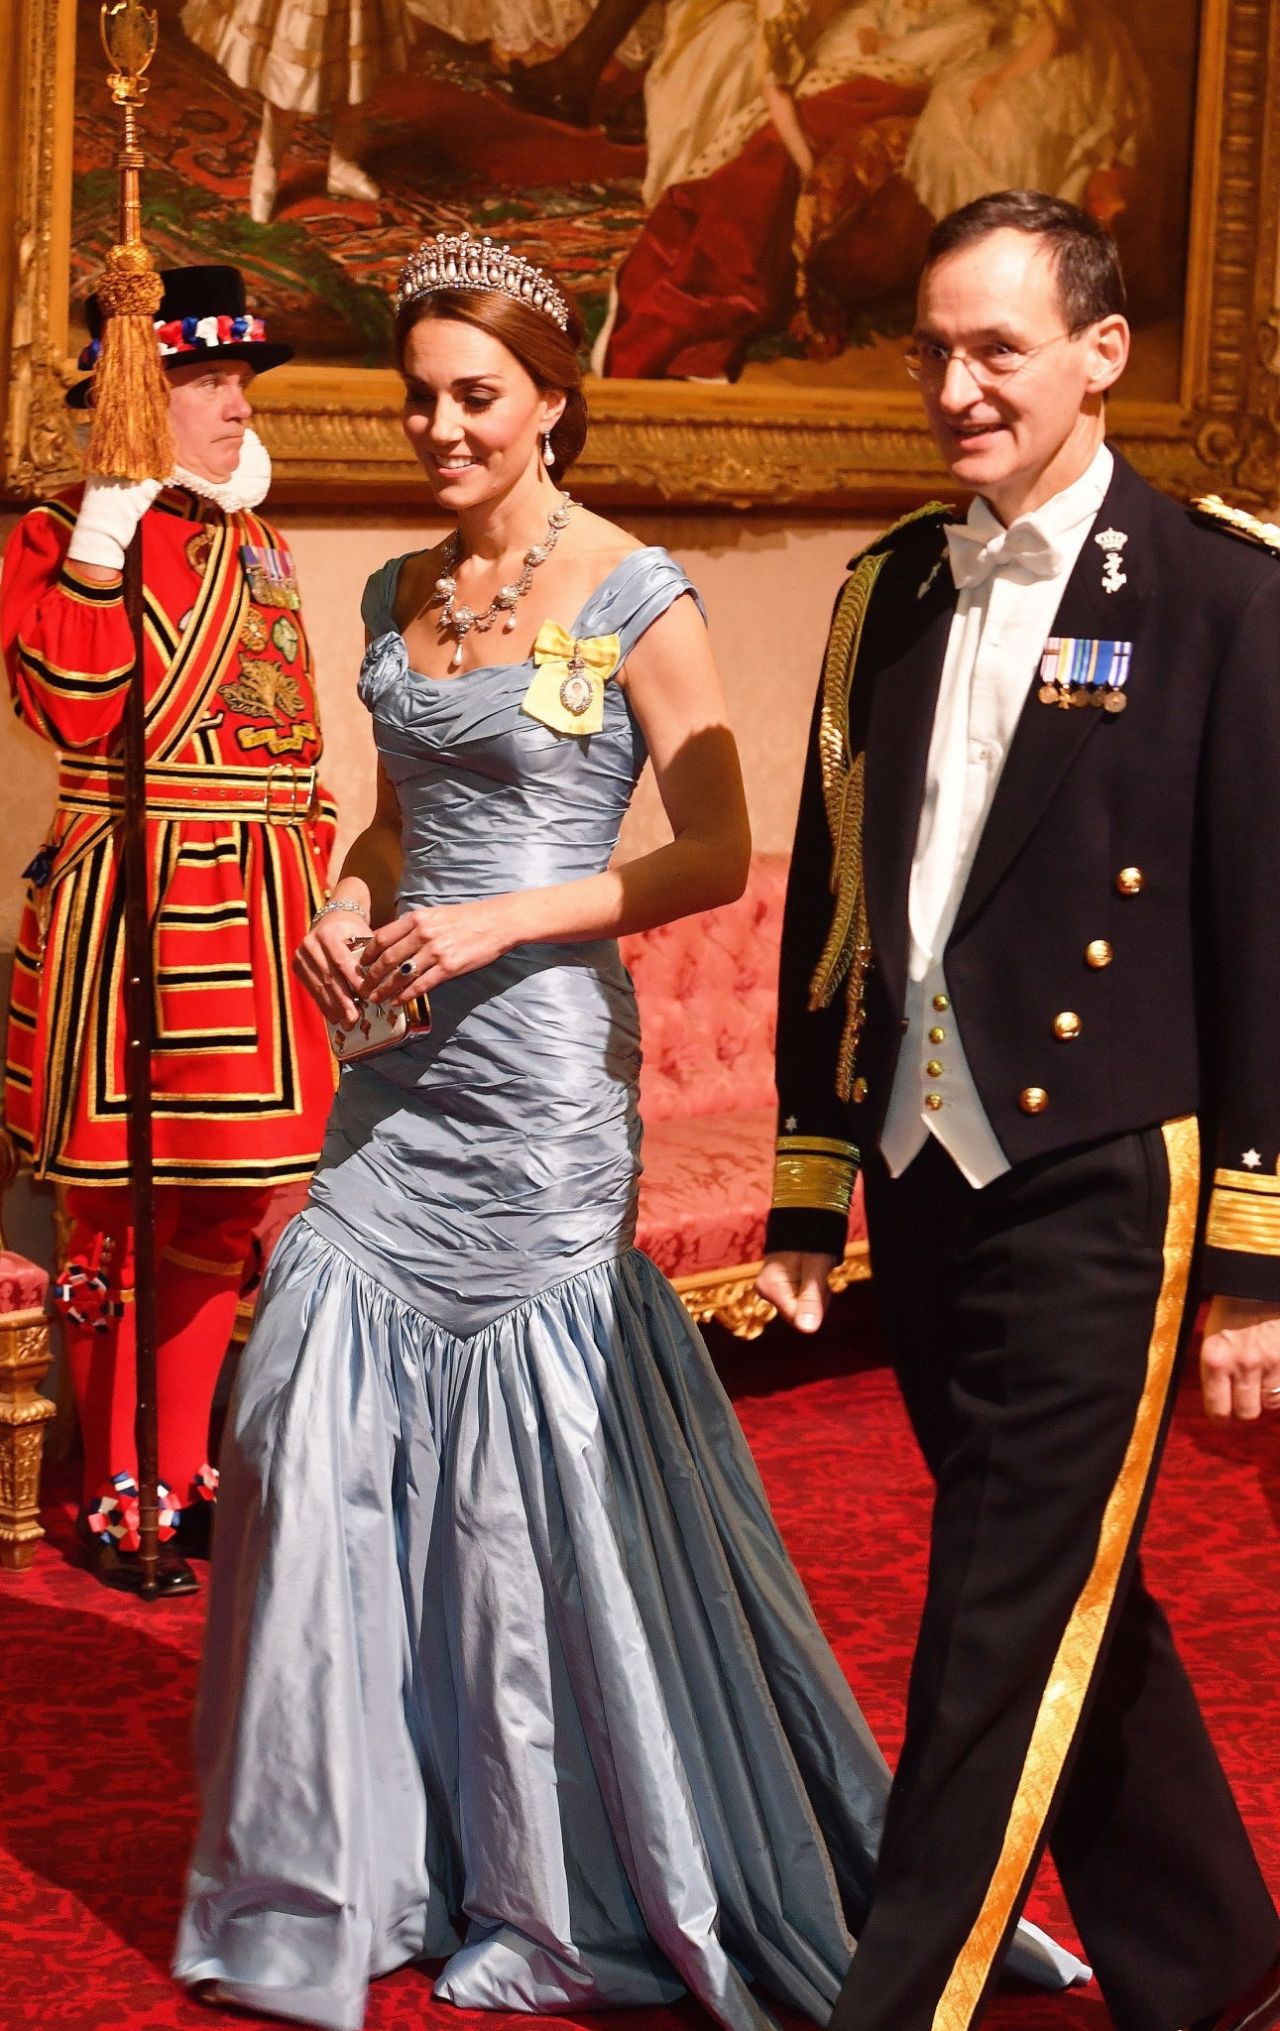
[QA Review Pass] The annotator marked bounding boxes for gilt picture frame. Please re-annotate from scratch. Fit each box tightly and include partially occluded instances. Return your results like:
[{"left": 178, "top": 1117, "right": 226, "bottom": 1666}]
[{"left": 3, "top": 0, "right": 1280, "bottom": 510}]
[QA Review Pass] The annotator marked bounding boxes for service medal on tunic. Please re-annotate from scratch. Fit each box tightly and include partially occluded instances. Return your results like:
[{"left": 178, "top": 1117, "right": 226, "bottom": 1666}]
[
  {"left": 1037, "top": 635, "right": 1133, "bottom": 712},
  {"left": 240, "top": 543, "right": 302, "bottom": 610}
]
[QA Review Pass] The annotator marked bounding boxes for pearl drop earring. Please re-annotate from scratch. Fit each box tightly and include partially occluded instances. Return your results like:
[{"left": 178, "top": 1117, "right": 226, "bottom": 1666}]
[{"left": 543, "top": 432, "right": 555, "bottom": 469}]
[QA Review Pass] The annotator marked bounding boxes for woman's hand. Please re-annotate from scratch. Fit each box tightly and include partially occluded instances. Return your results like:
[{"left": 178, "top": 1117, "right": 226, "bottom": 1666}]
[
  {"left": 293, "top": 909, "right": 373, "bottom": 1026},
  {"left": 359, "top": 896, "right": 522, "bottom": 1003}
]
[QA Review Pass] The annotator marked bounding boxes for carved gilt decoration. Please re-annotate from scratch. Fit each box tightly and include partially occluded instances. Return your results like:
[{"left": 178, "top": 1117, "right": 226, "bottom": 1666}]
[
  {"left": 0, "top": 1309, "right": 56, "bottom": 1572},
  {"left": 3, "top": 0, "right": 1279, "bottom": 508}
]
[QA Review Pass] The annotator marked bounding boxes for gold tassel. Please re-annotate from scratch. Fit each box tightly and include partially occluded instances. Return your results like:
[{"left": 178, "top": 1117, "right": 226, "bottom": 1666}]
[{"left": 83, "top": 244, "right": 174, "bottom": 482}]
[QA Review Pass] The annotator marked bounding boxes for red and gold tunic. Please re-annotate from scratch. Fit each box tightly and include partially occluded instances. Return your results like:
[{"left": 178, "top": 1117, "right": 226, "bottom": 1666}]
[{"left": 2, "top": 483, "right": 338, "bottom": 1187}]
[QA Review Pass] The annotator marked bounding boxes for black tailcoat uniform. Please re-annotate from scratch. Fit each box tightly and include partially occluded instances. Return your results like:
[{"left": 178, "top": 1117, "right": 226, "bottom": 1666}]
[{"left": 767, "top": 452, "right": 1280, "bottom": 2031}]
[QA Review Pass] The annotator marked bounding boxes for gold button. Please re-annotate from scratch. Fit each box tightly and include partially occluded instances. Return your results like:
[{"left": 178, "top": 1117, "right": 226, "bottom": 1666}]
[
  {"left": 929, "top": 1026, "right": 946, "bottom": 1044},
  {"left": 925, "top": 1092, "right": 943, "bottom": 1111},
  {"left": 932, "top": 993, "right": 949, "bottom": 1012},
  {"left": 1019, "top": 1086, "right": 1049, "bottom": 1115},
  {"left": 1115, "top": 866, "right": 1144, "bottom": 896},
  {"left": 1085, "top": 939, "right": 1113, "bottom": 969},
  {"left": 852, "top": 1076, "right": 868, "bottom": 1104},
  {"left": 926, "top": 1059, "right": 944, "bottom": 1077},
  {"left": 1053, "top": 1012, "right": 1081, "bottom": 1041}
]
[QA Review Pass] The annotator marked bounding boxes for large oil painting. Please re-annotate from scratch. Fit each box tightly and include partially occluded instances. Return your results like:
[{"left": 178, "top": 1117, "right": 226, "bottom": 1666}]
[{"left": 4, "top": 0, "right": 1280, "bottom": 503}]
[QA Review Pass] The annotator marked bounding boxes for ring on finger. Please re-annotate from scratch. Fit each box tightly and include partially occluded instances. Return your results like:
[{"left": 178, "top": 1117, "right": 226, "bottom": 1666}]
[{"left": 398, "top": 959, "right": 416, "bottom": 977}]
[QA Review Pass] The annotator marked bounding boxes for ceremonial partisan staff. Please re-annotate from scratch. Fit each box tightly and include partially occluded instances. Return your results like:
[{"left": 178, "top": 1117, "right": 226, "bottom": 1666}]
[{"left": 84, "top": 0, "right": 174, "bottom": 1598}]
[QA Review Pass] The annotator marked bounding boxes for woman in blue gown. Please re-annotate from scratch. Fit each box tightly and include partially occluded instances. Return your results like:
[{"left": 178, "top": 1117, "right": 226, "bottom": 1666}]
[{"left": 174, "top": 233, "right": 1086, "bottom": 2031}]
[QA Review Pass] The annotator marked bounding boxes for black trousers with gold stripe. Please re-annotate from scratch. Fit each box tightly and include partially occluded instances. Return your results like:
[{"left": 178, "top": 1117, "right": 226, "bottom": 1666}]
[{"left": 833, "top": 1121, "right": 1280, "bottom": 2031}]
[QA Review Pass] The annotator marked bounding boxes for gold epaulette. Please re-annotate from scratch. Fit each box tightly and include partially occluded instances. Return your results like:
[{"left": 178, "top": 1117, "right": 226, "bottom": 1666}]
[
  {"left": 845, "top": 499, "right": 954, "bottom": 571},
  {"left": 807, "top": 501, "right": 951, "bottom": 1101},
  {"left": 1190, "top": 494, "right": 1280, "bottom": 554}
]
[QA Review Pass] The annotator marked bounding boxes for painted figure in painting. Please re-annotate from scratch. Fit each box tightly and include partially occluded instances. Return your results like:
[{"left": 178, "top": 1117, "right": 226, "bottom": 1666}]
[
  {"left": 180, "top": 0, "right": 410, "bottom": 220},
  {"left": 591, "top": 0, "right": 1149, "bottom": 379},
  {"left": 416, "top": 0, "right": 660, "bottom": 86},
  {"left": 903, "top": 0, "right": 1149, "bottom": 223}
]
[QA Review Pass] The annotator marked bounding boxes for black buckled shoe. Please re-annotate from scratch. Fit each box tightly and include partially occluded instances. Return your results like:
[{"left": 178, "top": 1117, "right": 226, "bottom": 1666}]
[
  {"left": 78, "top": 1517, "right": 198, "bottom": 1597},
  {"left": 1190, "top": 1954, "right": 1280, "bottom": 2031}
]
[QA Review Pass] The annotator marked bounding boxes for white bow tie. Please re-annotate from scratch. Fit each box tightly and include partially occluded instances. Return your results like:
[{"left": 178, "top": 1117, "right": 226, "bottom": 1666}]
[{"left": 945, "top": 518, "right": 1066, "bottom": 590}]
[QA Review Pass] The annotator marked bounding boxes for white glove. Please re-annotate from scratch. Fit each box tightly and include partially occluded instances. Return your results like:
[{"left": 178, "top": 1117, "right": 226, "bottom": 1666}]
[{"left": 67, "top": 475, "right": 164, "bottom": 571}]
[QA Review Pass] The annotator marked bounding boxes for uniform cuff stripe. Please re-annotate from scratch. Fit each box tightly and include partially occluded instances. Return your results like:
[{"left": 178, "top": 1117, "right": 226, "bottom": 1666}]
[
  {"left": 772, "top": 1151, "right": 858, "bottom": 1215},
  {"left": 1205, "top": 1176, "right": 1280, "bottom": 1256}
]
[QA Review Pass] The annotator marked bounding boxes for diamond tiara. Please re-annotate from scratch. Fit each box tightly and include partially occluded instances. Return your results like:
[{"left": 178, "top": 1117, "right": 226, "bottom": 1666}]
[{"left": 395, "top": 231, "right": 572, "bottom": 333}]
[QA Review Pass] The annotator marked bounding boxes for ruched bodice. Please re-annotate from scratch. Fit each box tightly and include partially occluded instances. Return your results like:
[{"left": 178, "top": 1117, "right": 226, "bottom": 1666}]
[
  {"left": 359, "top": 548, "right": 683, "bottom": 902},
  {"left": 304, "top": 548, "right": 702, "bottom": 1337}
]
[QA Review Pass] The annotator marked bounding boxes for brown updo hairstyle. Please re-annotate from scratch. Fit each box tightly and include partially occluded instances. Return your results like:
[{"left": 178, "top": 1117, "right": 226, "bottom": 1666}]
[{"left": 394, "top": 273, "right": 588, "bottom": 483}]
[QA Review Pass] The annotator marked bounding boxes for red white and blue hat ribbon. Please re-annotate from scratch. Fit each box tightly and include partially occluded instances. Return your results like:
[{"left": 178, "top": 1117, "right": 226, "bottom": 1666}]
[{"left": 78, "top": 312, "right": 269, "bottom": 371}]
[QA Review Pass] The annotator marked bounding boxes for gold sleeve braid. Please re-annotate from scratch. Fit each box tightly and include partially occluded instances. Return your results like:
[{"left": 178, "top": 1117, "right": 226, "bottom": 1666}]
[
  {"left": 806, "top": 503, "right": 951, "bottom": 1100},
  {"left": 1205, "top": 1168, "right": 1280, "bottom": 1256},
  {"left": 772, "top": 1135, "right": 859, "bottom": 1214}
]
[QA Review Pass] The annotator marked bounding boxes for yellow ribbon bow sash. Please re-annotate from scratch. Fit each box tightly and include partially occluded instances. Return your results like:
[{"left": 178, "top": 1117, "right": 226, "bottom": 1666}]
[{"left": 521, "top": 622, "right": 622, "bottom": 736}]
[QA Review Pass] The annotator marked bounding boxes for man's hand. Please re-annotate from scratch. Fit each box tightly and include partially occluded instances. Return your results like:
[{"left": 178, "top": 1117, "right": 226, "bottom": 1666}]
[
  {"left": 67, "top": 475, "right": 164, "bottom": 574},
  {"left": 1200, "top": 1295, "right": 1280, "bottom": 1420},
  {"left": 756, "top": 1251, "right": 837, "bottom": 1333}
]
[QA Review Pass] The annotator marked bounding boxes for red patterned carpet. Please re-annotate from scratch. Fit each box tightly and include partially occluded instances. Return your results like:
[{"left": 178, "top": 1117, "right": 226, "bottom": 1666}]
[{"left": 1, "top": 1291, "right": 1276, "bottom": 2031}]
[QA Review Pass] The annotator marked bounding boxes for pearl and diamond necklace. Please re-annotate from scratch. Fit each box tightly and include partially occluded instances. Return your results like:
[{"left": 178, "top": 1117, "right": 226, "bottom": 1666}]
[{"left": 433, "top": 491, "right": 574, "bottom": 669}]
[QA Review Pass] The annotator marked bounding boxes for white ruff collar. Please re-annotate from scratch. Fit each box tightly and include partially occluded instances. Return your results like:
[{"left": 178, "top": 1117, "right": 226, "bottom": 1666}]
[{"left": 171, "top": 426, "right": 272, "bottom": 513}]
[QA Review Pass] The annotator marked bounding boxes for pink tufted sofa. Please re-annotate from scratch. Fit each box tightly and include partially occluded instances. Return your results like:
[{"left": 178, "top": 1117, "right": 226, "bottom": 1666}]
[{"left": 624, "top": 854, "right": 869, "bottom": 1338}]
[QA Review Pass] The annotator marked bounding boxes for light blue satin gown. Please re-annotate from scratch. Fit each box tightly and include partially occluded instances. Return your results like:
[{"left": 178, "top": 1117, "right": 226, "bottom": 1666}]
[{"left": 174, "top": 549, "right": 1086, "bottom": 2030}]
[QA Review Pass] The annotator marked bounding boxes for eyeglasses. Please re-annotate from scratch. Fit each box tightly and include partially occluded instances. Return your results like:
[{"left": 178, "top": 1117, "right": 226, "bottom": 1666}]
[{"left": 903, "top": 329, "right": 1087, "bottom": 389}]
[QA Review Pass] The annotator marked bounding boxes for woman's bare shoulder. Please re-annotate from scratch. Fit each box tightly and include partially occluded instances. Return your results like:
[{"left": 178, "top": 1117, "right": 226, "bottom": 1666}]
[
  {"left": 567, "top": 505, "right": 646, "bottom": 565},
  {"left": 391, "top": 541, "right": 451, "bottom": 626}
]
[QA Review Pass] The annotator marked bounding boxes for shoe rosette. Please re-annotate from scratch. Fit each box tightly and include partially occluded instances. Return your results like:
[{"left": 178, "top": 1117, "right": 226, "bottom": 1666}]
[
  {"left": 87, "top": 1471, "right": 181, "bottom": 1551},
  {"left": 52, "top": 1246, "right": 125, "bottom": 1333},
  {"left": 190, "top": 1462, "right": 219, "bottom": 1506}
]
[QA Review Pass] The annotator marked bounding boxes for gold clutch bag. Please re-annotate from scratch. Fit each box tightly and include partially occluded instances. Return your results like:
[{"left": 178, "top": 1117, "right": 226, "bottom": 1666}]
[{"left": 328, "top": 992, "right": 432, "bottom": 1064}]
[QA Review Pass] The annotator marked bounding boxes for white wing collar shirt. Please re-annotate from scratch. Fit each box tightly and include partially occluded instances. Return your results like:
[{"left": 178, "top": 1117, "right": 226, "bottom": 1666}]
[{"left": 880, "top": 442, "right": 1115, "bottom": 1187}]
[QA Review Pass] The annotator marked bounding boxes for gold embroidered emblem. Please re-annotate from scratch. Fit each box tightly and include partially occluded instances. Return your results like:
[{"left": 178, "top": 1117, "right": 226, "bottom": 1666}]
[
  {"left": 271, "top": 614, "right": 300, "bottom": 662},
  {"left": 185, "top": 528, "right": 214, "bottom": 577},
  {"left": 222, "top": 659, "right": 305, "bottom": 726},
  {"left": 240, "top": 608, "right": 270, "bottom": 653},
  {"left": 237, "top": 721, "right": 318, "bottom": 755}
]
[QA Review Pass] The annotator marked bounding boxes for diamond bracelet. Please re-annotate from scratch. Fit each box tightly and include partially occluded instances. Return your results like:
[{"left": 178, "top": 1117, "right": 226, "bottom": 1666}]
[{"left": 310, "top": 896, "right": 371, "bottom": 930}]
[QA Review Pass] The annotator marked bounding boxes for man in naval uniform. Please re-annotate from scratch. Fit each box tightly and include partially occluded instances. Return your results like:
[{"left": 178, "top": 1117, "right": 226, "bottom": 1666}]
[
  {"left": 759, "top": 191, "right": 1280, "bottom": 2031},
  {"left": 1, "top": 266, "right": 337, "bottom": 1595}
]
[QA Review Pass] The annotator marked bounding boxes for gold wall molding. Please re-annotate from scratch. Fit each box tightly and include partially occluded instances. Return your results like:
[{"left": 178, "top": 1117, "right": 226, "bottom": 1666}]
[{"left": 3, "top": 0, "right": 1279, "bottom": 509}]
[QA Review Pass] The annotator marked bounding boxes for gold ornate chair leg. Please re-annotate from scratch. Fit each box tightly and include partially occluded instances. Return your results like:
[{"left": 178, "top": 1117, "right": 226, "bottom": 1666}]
[{"left": 0, "top": 1307, "right": 57, "bottom": 1573}]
